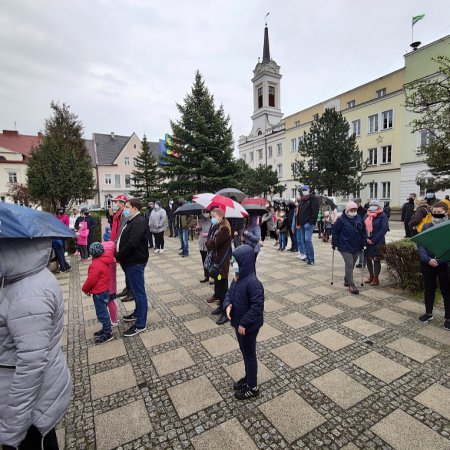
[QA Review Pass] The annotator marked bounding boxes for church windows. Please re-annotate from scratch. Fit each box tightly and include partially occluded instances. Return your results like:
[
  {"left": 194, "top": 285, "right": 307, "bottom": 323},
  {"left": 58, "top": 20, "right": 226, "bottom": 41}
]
[
  {"left": 268, "top": 86, "right": 275, "bottom": 107},
  {"left": 276, "top": 143, "right": 282, "bottom": 156},
  {"left": 268, "top": 146, "right": 273, "bottom": 158},
  {"left": 258, "top": 87, "right": 263, "bottom": 108}
]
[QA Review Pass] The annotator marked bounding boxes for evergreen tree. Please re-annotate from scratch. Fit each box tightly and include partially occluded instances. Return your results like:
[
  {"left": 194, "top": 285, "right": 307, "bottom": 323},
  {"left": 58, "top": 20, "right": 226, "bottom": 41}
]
[
  {"left": 404, "top": 56, "right": 450, "bottom": 190},
  {"left": 27, "top": 101, "right": 94, "bottom": 210},
  {"left": 248, "top": 164, "right": 285, "bottom": 197},
  {"left": 293, "top": 108, "right": 365, "bottom": 196},
  {"left": 130, "top": 134, "right": 161, "bottom": 202},
  {"left": 162, "top": 71, "right": 235, "bottom": 197}
]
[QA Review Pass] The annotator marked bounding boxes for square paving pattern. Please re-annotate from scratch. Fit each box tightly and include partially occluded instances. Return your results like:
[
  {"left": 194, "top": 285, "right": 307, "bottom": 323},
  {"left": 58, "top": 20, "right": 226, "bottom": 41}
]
[{"left": 57, "top": 227, "right": 450, "bottom": 449}]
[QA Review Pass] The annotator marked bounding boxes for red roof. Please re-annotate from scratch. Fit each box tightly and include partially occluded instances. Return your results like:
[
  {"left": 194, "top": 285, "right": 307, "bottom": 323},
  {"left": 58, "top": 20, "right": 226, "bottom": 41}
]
[{"left": 0, "top": 130, "right": 43, "bottom": 157}]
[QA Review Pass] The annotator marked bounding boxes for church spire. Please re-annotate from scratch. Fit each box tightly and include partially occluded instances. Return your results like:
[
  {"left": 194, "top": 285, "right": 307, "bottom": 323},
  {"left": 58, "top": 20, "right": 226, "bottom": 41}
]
[{"left": 262, "top": 24, "right": 270, "bottom": 63}]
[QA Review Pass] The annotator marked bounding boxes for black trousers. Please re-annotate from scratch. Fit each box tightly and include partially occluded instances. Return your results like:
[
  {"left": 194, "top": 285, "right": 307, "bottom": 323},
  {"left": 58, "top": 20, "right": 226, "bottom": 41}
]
[
  {"left": 154, "top": 231, "right": 164, "bottom": 249},
  {"left": 236, "top": 329, "right": 259, "bottom": 388},
  {"left": 3, "top": 426, "right": 59, "bottom": 450},
  {"left": 200, "top": 250, "right": 209, "bottom": 278},
  {"left": 147, "top": 227, "right": 154, "bottom": 247},
  {"left": 404, "top": 221, "right": 412, "bottom": 238},
  {"left": 214, "top": 276, "right": 228, "bottom": 308},
  {"left": 261, "top": 222, "right": 267, "bottom": 241},
  {"left": 420, "top": 261, "right": 450, "bottom": 318}
]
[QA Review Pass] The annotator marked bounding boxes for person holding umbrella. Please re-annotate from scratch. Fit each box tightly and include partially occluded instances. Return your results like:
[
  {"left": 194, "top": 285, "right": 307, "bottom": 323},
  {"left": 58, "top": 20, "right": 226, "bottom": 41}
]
[
  {"left": 416, "top": 202, "right": 450, "bottom": 328},
  {"left": 196, "top": 209, "right": 212, "bottom": 283}
]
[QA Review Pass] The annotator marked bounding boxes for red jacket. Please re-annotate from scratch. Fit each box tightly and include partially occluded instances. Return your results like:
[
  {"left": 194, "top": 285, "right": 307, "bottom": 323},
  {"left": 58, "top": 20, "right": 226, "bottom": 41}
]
[
  {"left": 110, "top": 208, "right": 124, "bottom": 242},
  {"left": 55, "top": 213, "right": 69, "bottom": 227},
  {"left": 82, "top": 251, "right": 115, "bottom": 294}
]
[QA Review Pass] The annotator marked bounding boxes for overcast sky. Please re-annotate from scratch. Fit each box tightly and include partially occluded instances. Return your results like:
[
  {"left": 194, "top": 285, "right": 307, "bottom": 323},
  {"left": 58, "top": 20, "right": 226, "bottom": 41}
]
[{"left": 1, "top": 0, "right": 450, "bottom": 152}]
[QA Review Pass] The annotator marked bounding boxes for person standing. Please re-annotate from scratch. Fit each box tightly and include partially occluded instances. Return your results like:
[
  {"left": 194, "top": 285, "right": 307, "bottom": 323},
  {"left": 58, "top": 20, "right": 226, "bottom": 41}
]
[
  {"left": 75, "top": 208, "right": 97, "bottom": 248},
  {"left": 296, "top": 185, "right": 320, "bottom": 265},
  {"left": 68, "top": 207, "right": 79, "bottom": 230},
  {"left": 353, "top": 198, "right": 367, "bottom": 268},
  {"left": 116, "top": 198, "right": 150, "bottom": 337},
  {"left": 287, "top": 201, "right": 298, "bottom": 252},
  {"left": 416, "top": 202, "right": 450, "bottom": 328},
  {"left": 144, "top": 202, "right": 155, "bottom": 249},
  {"left": 294, "top": 195, "right": 306, "bottom": 259},
  {"left": 401, "top": 195, "right": 416, "bottom": 238},
  {"left": 224, "top": 244, "right": 264, "bottom": 400},
  {"left": 54, "top": 207, "right": 69, "bottom": 227},
  {"left": 169, "top": 200, "right": 178, "bottom": 237},
  {"left": 206, "top": 208, "right": 232, "bottom": 325},
  {"left": 176, "top": 199, "right": 193, "bottom": 258},
  {"left": 229, "top": 217, "right": 244, "bottom": 250},
  {"left": 332, "top": 201, "right": 366, "bottom": 294},
  {"left": 364, "top": 199, "right": 389, "bottom": 286},
  {"left": 0, "top": 238, "right": 71, "bottom": 450},
  {"left": 241, "top": 214, "right": 261, "bottom": 270},
  {"left": 166, "top": 201, "right": 175, "bottom": 238},
  {"left": 409, "top": 199, "right": 431, "bottom": 237},
  {"left": 149, "top": 201, "right": 167, "bottom": 253},
  {"left": 197, "top": 210, "right": 212, "bottom": 283}
]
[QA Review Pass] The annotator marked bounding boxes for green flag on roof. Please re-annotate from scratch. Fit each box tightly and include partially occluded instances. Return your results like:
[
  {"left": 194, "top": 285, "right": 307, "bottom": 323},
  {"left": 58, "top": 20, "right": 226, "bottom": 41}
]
[{"left": 412, "top": 14, "right": 425, "bottom": 26}]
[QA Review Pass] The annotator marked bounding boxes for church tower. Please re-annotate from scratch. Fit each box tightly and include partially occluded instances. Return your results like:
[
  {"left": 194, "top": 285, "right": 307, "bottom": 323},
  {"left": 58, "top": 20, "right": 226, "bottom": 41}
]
[{"left": 250, "top": 24, "right": 283, "bottom": 136}]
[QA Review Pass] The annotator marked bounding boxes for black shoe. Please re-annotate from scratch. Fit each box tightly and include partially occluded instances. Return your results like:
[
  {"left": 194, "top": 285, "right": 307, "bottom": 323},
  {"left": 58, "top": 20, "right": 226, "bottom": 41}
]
[
  {"left": 200, "top": 277, "right": 209, "bottom": 283},
  {"left": 355, "top": 263, "right": 362, "bottom": 268},
  {"left": 182, "top": 254, "right": 189, "bottom": 258},
  {"left": 61, "top": 266, "right": 72, "bottom": 273},
  {"left": 344, "top": 279, "right": 349, "bottom": 287},
  {"left": 349, "top": 285, "right": 359, "bottom": 295},
  {"left": 216, "top": 313, "right": 229, "bottom": 325},
  {"left": 95, "top": 333, "right": 113, "bottom": 345},
  {"left": 123, "top": 313, "right": 137, "bottom": 322},
  {"left": 419, "top": 313, "right": 433, "bottom": 323},
  {"left": 123, "top": 324, "right": 146, "bottom": 337},
  {"left": 117, "top": 288, "right": 129, "bottom": 298},
  {"left": 122, "top": 295, "right": 135, "bottom": 302},
  {"left": 233, "top": 377, "right": 247, "bottom": 391},
  {"left": 94, "top": 329, "right": 105, "bottom": 337},
  {"left": 235, "top": 385, "right": 259, "bottom": 400},
  {"left": 444, "top": 320, "right": 450, "bottom": 331},
  {"left": 211, "top": 307, "right": 222, "bottom": 316}
]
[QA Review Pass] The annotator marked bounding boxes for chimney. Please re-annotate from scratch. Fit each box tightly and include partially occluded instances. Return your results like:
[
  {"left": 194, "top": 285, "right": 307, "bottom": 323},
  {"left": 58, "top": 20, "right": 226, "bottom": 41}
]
[
  {"left": 111, "top": 132, "right": 115, "bottom": 139},
  {"left": 3, "top": 130, "right": 18, "bottom": 136}
]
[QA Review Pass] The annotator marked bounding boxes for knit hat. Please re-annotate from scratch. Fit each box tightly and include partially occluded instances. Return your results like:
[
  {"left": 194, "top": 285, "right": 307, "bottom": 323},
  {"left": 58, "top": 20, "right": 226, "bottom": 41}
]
[
  {"left": 369, "top": 199, "right": 380, "bottom": 208},
  {"left": 89, "top": 242, "right": 104, "bottom": 258},
  {"left": 345, "top": 201, "right": 358, "bottom": 212}
]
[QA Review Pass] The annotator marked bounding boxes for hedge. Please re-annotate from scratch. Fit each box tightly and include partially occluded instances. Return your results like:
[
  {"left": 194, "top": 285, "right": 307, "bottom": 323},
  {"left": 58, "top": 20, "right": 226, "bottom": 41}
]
[{"left": 383, "top": 238, "right": 423, "bottom": 292}]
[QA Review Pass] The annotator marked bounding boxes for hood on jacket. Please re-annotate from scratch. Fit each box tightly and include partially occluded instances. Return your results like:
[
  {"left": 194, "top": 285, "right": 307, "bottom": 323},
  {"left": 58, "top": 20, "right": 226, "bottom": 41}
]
[
  {"left": 102, "top": 240, "right": 116, "bottom": 256},
  {"left": 93, "top": 249, "right": 115, "bottom": 266},
  {"left": 0, "top": 238, "right": 52, "bottom": 284},
  {"left": 233, "top": 244, "right": 255, "bottom": 280}
]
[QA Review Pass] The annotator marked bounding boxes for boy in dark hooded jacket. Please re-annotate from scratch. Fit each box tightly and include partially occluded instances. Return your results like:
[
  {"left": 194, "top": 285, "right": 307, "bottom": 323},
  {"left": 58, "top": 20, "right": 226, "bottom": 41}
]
[{"left": 224, "top": 245, "right": 264, "bottom": 400}]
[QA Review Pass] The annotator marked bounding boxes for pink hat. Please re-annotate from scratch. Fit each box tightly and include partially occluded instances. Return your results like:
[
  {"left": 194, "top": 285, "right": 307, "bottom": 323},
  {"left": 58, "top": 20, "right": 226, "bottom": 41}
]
[
  {"left": 345, "top": 201, "right": 358, "bottom": 212},
  {"left": 113, "top": 194, "right": 128, "bottom": 202}
]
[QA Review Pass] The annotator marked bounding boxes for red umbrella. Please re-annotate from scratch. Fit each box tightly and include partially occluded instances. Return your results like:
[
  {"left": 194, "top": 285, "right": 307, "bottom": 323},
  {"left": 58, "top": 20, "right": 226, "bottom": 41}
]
[
  {"left": 241, "top": 197, "right": 266, "bottom": 206},
  {"left": 193, "top": 193, "right": 248, "bottom": 218}
]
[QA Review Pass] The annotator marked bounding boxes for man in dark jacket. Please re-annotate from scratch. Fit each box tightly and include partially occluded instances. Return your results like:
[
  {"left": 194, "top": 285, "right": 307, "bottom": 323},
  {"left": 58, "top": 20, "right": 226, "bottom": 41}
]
[
  {"left": 296, "top": 185, "right": 320, "bottom": 265},
  {"left": 115, "top": 198, "right": 149, "bottom": 337},
  {"left": 401, "top": 195, "right": 415, "bottom": 237},
  {"left": 144, "top": 201, "right": 154, "bottom": 248},
  {"left": 75, "top": 208, "right": 97, "bottom": 247},
  {"left": 166, "top": 201, "right": 176, "bottom": 237},
  {"left": 353, "top": 198, "right": 367, "bottom": 268},
  {"left": 224, "top": 244, "right": 264, "bottom": 400},
  {"left": 287, "top": 202, "right": 297, "bottom": 252}
]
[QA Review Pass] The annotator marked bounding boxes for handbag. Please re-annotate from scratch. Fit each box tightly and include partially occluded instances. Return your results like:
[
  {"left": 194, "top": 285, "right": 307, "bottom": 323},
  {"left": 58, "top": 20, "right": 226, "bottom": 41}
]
[{"left": 204, "top": 246, "right": 231, "bottom": 278}]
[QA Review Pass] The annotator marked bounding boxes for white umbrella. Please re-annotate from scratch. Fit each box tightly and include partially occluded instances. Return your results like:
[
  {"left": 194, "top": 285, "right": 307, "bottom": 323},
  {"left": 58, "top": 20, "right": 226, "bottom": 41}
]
[
  {"left": 215, "top": 188, "right": 247, "bottom": 203},
  {"left": 193, "top": 193, "right": 248, "bottom": 218}
]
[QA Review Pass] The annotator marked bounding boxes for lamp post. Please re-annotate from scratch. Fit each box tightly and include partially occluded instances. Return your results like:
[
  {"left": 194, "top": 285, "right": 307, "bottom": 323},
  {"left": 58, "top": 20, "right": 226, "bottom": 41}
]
[{"left": 357, "top": 171, "right": 362, "bottom": 197}]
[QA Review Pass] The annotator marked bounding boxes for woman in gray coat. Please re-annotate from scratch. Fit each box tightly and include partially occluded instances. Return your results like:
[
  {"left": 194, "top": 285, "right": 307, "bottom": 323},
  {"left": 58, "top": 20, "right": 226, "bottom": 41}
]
[
  {"left": 0, "top": 237, "right": 71, "bottom": 449},
  {"left": 149, "top": 201, "right": 168, "bottom": 253}
]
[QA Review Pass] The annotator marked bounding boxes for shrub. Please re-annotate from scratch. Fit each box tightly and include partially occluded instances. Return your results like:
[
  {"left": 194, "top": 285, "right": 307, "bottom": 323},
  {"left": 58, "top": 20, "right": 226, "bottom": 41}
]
[{"left": 383, "top": 238, "right": 422, "bottom": 292}]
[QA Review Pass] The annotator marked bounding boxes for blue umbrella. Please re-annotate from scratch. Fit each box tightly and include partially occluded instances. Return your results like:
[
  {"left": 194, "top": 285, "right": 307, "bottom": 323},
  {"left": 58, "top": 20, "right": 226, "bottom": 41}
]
[{"left": 0, "top": 202, "right": 74, "bottom": 239}]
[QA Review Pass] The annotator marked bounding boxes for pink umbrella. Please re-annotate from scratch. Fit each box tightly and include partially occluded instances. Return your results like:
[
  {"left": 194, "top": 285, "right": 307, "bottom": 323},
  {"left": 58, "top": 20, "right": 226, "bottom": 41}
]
[{"left": 193, "top": 193, "right": 248, "bottom": 218}]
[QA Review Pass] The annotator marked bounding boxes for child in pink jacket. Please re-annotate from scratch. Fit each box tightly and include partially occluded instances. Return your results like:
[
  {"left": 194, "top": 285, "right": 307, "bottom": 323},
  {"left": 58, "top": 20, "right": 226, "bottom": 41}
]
[
  {"left": 102, "top": 241, "right": 118, "bottom": 326},
  {"left": 76, "top": 222, "right": 89, "bottom": 262}
]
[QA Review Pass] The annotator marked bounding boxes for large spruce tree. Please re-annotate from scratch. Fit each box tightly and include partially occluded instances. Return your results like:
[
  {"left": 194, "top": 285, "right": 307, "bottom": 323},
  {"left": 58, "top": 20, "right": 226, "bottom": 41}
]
[
  {"left": 130, "top": 134, "right": 161, "bottom": 202},
  {"left": 162, "top": 71, "right": 235, "bottom": 197},
  {"left": 293, "top": 108, "right": 365, "bottom": 196},
  {"left": 27, "top": 101, "right": 94, "bottom": 210}
]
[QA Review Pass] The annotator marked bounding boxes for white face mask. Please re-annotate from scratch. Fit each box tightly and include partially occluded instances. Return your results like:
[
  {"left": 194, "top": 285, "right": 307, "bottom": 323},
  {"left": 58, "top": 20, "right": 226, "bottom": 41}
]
[
  {"left": 347, "top": 211, "right": 357, "bottom": 218},
  {"left": 233, "top": 262, "right": 239, "bottom": 273},
  {"left": 303, "top": 190, "right": 310, "bottom": 196},
  {"left": 368, "top": 206, "right": 378, "bottom": 211}
]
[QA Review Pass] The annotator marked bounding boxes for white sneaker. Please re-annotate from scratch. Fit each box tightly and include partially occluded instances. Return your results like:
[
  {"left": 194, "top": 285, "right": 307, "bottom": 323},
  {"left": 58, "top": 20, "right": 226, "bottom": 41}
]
[
  {"left": 111, "top": 321, "right": 119, "bottom": 327},
  {"left": 299, "top": 254, "right": 307, "bottom": 260},
  {"left": 64, "top": 252, "right": 68, "bottom": 257},
  {"left": 154, "top": 249, "right": 160, "bottom": 253},
  {"left": 159, "top": 249, "right": 164, "bottom": 253}
]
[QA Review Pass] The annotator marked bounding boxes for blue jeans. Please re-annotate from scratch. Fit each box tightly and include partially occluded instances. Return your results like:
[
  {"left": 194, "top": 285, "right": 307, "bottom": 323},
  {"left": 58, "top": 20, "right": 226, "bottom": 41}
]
[
  {"left": 124, "top": 264, "right": 148, "bottom": 328},
  {"left": 236, "top": 330, "right": 259, "bottom": 388},
  {"left": 93, "top": 291, "right": 111, "bottom": 335},
  {"left": 358, "top": 250, "right": 365, "bottom": 267},
  {"left": 179, "top": 228, "right": 189, "bottom": 255},
  {"left": 279, "top": 232, "right": 287, "bottom": 250},
  {"left": 296, "top": 228, "right": 305, "bottom": 255},
  {"left": 52, "top": 240, "right": 70, "bottom": 271},
  {"left": 301, "top": 223, "right": 315, "bottom": 262}
]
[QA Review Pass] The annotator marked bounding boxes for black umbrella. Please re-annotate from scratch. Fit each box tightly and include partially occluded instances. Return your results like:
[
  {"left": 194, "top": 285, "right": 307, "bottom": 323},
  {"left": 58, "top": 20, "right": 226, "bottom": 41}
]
[
  {"left": 174, "top": 203, "right": 205, "bottom": 215},
  {"left": 215, "top": 188, "right": 247, "bottom": 203},
  {"left": 243, "top": 204, "right": 267, "bottom": 216},
  {"left": 317, "top": 195, "right": 336, "bottom": 210}
]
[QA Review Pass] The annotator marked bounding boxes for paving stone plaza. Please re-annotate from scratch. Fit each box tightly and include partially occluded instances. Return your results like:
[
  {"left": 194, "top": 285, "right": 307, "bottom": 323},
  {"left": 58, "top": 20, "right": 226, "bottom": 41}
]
[{"left": 56, "top": 225, "right": 450, "bottom": 450}]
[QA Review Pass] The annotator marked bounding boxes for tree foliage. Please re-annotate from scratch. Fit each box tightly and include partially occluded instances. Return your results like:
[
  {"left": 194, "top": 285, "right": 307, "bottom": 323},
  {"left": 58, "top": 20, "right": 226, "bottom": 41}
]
[
  {"left": 293, "top": 108, "right": 365, "bottom": 196},
  {"left": 7, "top": 183, "right": 31, "bottom": 206},
  {"left": 404, "top": 56, "right": 450, "bottom": 190},
  {"left": 27, "top": 102, "right": 94, "bottom": 211},
  {"left": 130, "top": 135, "right": 162, "bottom": 202},
  {"left": 162, "top": 71, "right": 236, "bottom": 197}
]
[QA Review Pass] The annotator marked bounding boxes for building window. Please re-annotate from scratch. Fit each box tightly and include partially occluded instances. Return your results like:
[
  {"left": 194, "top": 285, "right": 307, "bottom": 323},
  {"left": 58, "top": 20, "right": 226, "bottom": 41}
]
[
  {"left": 381, "top": 182, "right": 391, "bottom": 199},
  {"left": 419, "top": 178, "right": 433, "bottom": 196},
  {"left": 351, "top": 119, "right": 361, "bottom": 137},
  {"left": 114, "top": 174, "right": 121, "bottom": 188},
  {"left": 124, "top": 156, "right": 130, "bottom": 166},
  {"left": 368, "top": 114, "right": 378, "bottom": 133},
  {"left": 381, "top": 145, "right": 392, "bottom": 164},
  {"left": 313, "top": 113, "right": 319, "bottom": 121},
  {"left": 295, "top": 120, "right": 300, "bottom": 127},
  {"left": 277, "top": 143, "right": 282, "bottom": 156},
  {"left": 268, "top": 146, "right": 273, "bottom": 158},
  {"left": 382, "top": 110, "right": 393, "bottom": 130},
  {"left": 277, "top": 164, "right": 283, "bottom": 178},
  {"left": 134, "top": 144, "right": 137, "bottom": 149},
  {"left": 291, "top": 162, "right": 296, "bottom": 177},
  {"left": 347, "top": 100, "right": 355, "bottom": 108},
  {"left": 105, "top": 174, "right": 112, "bottom": 185},
  {"left": 250, "top": 151, "right": 254, "bottom": 162},
  {"left": 257, "top": 149, "right": 263, "bottom": 160},
  {"left": 369, "top": 182, "right": 378, "bottom": 199},
  {"left": 268, "top": 86, "right": 275, "bottom": 107},
  {"left": 8, "top": 171, "right": 17, "bottom": 183},
  {"left": 368, "top": 148, "right": 378, "bottom": 166},
  {"left": 291, "top": 138, "right": 297, "bottom": 152},
  {"left": 125, "top": 174, "right": 131, "bottom": 188},
  {"left": 417, "top": 129, "right": 435, "bottom": 154},
  {"left": 257, "top": 87, "right": 263, "bottom": 109},
  {"left": 376, "top": 88, "right": 386, "bottom": 98}
]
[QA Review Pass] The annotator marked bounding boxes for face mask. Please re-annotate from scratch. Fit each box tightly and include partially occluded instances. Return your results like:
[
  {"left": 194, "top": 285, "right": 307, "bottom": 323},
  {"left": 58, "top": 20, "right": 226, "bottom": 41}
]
[
  {"left": 154, "top": 205, "right": 160, "bottom": 210},
  {"left": 368, "top": 206, "right": 378, "bottom": 211},
  {"left": 347, "top": 211, "right": 357, "bottom": 218},
  {"left": 233, "top": 262, "right": 239, "bottom": 274},
  {"left": 211, "top": 217, "right": 219, "bottom": 225},
  {"left": 303, "top": 190, "right": 310, "bottom": 196},
  {"left": 425, "top": 193, "right": 435, "bottom": 199},
  {"left": 123, "top": 209, "right": 130, "bottom": 217}
]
